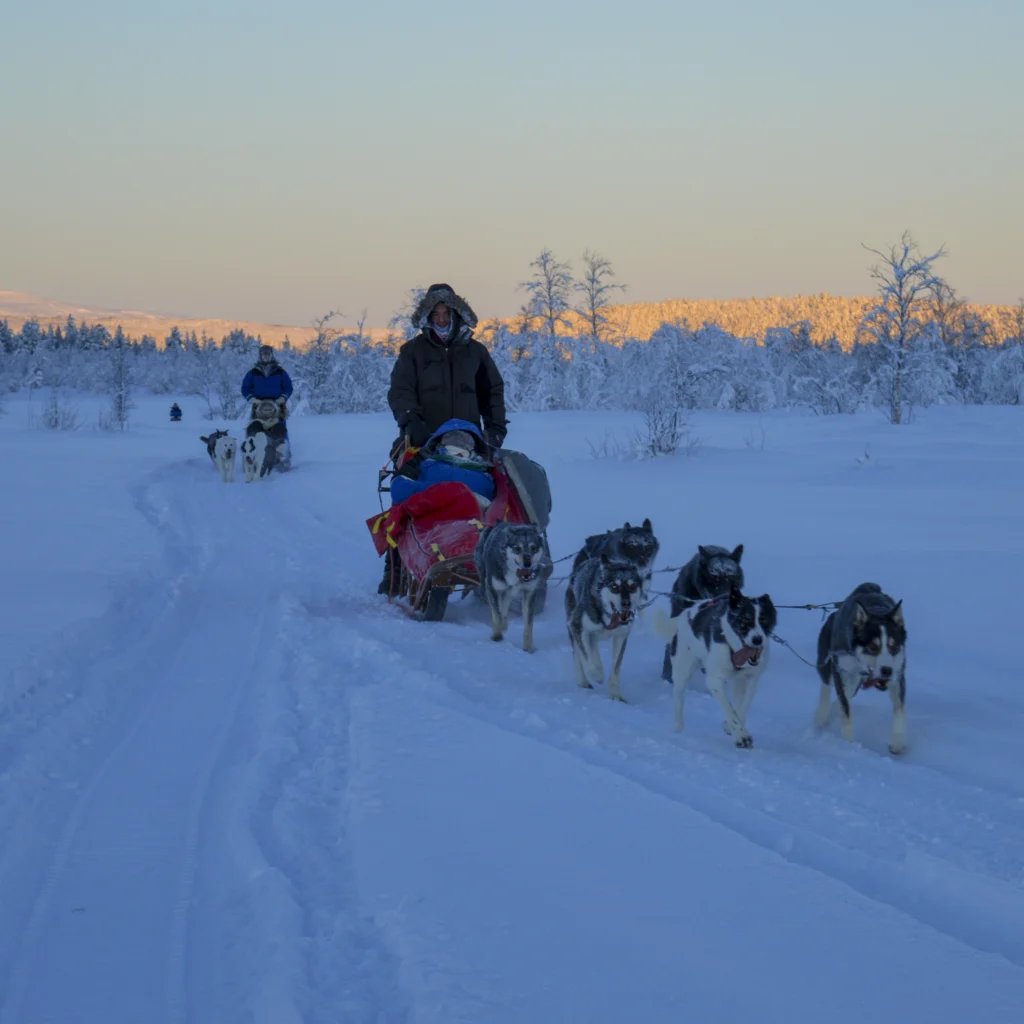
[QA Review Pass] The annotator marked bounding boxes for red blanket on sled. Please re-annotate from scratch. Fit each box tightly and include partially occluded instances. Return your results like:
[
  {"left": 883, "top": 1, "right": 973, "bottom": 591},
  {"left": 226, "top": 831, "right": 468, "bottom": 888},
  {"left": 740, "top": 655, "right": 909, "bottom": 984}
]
[{"left": 366, "top": 482, "right": 483, "bottom": 557}]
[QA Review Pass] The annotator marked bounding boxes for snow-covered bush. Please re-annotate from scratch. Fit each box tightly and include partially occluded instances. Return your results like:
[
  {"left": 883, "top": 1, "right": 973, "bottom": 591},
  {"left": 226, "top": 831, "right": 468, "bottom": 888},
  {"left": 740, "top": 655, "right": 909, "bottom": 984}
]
[{"left": 35, "top": 389, "right": 81, "bottom": 431}]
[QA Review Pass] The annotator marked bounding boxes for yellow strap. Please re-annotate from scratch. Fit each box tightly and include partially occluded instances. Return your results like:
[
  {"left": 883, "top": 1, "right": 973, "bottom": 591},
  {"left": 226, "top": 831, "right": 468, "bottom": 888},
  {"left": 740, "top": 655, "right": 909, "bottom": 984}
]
[{"left": 430, "top": 543, "right": 446, "bottom": 562}]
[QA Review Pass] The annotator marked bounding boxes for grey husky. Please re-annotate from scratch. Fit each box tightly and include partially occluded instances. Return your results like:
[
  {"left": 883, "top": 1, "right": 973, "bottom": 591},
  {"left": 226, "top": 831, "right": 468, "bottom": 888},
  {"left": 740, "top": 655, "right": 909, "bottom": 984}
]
[
  {"left": 662, "top": 544, "right": 745, "bottom": 682},
  {"left": 565, "top": 553, "right": 643, "bottom": 702},
  {"left": 654, "top": 586, "right": 776, "bottom": 747},
  {"left": 573, "top": 518, "right": 659, "bottom": 600},
  {"left": 475, "top": 522, "right": 547, "bottom": 652},
  {"left": 815, "top": 582, "right": 908, "bottom": 755}
]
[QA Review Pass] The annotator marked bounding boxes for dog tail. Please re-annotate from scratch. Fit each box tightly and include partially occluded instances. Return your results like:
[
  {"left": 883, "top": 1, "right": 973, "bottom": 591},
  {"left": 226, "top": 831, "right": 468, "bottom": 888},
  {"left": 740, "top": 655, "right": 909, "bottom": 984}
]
[{"left": 651, "top": 605, "right": 679, "bottom": 641}]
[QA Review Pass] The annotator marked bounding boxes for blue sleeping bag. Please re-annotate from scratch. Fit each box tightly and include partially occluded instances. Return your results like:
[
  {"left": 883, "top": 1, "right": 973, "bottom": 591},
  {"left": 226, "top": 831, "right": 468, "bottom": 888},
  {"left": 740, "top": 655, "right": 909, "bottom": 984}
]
[
  {"left": 391, "top": 459, "right": 495, "bottom": 504},
  {"left": 390, "top": 418, "right": 497, "bottom": 505}
]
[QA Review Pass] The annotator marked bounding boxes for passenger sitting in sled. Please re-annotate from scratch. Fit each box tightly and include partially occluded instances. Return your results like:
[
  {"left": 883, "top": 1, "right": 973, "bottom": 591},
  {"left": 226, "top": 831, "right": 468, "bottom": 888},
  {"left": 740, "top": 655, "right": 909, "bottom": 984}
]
[{"left": 390, "top": 419, "right": 496, "bottom": 508}]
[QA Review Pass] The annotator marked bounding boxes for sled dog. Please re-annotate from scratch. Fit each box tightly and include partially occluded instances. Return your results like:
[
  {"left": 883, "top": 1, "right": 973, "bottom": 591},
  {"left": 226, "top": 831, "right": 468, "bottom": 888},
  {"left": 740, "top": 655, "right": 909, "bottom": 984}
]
[
  {"left": 200, "top": 430, "right": 237, "bottom": 482},
  {"left": 573, "top": 518, "right": 659, "bottom": 601},
  {"left": 200, "top": 429, "right": 229, "bottom": 464},
  {"left": 565, "top": 552, "right": 643, "bottom": 702},
  {"left": 815, "top": 583, "right": 907, "bottom": 755},
  {"left": 475, "top": 522, "right": 547, "bottom": 652},
  {"left": 653, "top": 586, "right": 776, "bottom": 747},
  {"left": 662, "top": 544, "right": 745, "bottom": 682},
  {"left": 241, "top": 431, "right": 277, "bottom": 482}
]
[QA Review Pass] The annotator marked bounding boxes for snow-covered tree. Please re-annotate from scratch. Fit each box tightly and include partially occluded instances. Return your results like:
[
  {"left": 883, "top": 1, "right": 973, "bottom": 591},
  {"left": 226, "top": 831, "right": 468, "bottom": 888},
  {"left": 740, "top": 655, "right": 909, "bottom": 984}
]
[
  {"left": 519, "top": 248, "right": 575, "bottom": 337},
  {"left": 105, "top": 327, "right": 134, "bottom": 430},
  {"left": 302, "top": 311, "right": 343, "bottom": 415},
  {"left": 858, "top": 231, "right": 947, "bottom": 424},
  {"left": 575, "top": 249, "right": 626, "bottom": 341}
]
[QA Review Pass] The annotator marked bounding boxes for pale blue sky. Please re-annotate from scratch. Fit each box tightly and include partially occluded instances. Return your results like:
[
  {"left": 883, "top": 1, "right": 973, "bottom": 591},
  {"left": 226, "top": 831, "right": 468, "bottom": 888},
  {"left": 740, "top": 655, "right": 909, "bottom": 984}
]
[{"left": 2, "top": 0, "right": 1022, "bottom": 327}]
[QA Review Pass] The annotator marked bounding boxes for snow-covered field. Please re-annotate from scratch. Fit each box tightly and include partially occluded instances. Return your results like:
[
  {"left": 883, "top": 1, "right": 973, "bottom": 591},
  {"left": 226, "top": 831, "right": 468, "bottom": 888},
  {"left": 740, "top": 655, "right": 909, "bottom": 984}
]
[{"left": 1, "top": 391, "right": 1023, "bottom": 1023}]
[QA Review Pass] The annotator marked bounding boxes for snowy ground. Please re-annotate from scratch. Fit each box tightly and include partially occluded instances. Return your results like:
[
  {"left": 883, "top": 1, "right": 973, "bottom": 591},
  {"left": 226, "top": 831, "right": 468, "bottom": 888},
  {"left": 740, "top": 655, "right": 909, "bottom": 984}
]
[{"left": 1, "top": 390, "right": 1023, "bottom": 1023}]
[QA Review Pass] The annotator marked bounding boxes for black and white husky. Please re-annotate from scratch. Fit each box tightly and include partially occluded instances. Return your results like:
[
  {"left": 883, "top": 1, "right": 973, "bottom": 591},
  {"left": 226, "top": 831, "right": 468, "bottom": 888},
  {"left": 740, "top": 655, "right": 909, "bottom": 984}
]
[
  {"left": 653, "top": 586, "right": 776, "bottom": 747},
  {"left": 200, "top": 430, "right": 237, "bottom": 482},
  {"left": 662, "top": 544, "right": 745, "bottom": 682},
  {"left": 566, "top": 553, "right": 643, "bottom": 702},
  {"left": 475, "top": 522, "right": 547, "bottom": 652},
  {"left": 241, "top": 431, "right": 277, "bottom": 482},
  {"left": 815, "top": 583, "right": 907, "bottom": 755},
  {"left": 573, "top": 519, "right": 659, "bottom": 601}
]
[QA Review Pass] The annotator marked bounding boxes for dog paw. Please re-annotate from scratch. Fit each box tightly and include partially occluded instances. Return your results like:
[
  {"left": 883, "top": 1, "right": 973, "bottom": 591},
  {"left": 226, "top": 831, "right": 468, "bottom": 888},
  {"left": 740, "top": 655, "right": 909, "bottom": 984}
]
[
  {"left": 610, "top": 693, "right": 627, "bottom": 703},
  {"left": 523, "top": 644, "right": 537, "bottom": 654},
  {"left": 490, "top": 633, "right": 504, "bottom": 643},
  {"left": 578, "top": 681, "right": 594, "bottom": 690},
  {"left": 734, "top": 732, "right": 754, "bottom": 748},
  {"left": 888, "top": 741, "right": 906, "bottom": 756}
]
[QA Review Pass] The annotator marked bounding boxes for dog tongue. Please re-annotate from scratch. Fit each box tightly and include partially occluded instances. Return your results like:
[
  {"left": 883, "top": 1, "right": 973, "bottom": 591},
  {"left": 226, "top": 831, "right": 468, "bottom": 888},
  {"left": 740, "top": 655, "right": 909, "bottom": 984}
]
[
  {"left": 517, "top": 568, "right": 533, "bottom": 581},
  {"left": 731, "top": 647, "right": 757, "bottom": 668}
]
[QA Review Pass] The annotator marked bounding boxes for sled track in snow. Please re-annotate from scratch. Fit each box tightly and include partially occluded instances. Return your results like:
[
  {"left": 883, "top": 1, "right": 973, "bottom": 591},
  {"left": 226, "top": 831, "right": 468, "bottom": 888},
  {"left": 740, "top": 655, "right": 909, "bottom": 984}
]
[
  {"left": 246, "top": 598, "right": 412, "bottom": 1024},
  {"left": 0, "top": 461, "right": 413, "bottom": 1022},
  {"left": 305, "top": 585, "right": 1024, "bottom": 971}
]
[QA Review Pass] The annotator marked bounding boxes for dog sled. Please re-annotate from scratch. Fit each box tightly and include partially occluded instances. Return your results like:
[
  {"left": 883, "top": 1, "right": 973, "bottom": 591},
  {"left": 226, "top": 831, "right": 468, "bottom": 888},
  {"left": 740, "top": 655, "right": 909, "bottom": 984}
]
[{"left": 367, "top": 442, "right": 553, "bottom": 622}]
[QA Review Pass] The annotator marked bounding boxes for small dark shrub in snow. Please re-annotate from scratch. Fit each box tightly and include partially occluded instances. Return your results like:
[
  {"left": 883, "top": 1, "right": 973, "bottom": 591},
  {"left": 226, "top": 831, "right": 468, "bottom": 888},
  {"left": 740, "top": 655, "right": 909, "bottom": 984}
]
[
  {"left": 36, "top": 389, "right": 80, "bottom": 431},
  {"left": 632, "top": 408, "right": 687, "bottom": 458}
]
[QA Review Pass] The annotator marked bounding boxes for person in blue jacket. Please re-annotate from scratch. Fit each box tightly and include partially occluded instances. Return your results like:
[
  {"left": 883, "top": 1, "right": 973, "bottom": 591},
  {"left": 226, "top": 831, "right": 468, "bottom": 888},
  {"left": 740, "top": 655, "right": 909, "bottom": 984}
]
[
  {"left": 242, "top": 345, "right": 294, "bottom": 464},
  {"left": 242, "top": 345, "right": 293, "bottom": 405}
]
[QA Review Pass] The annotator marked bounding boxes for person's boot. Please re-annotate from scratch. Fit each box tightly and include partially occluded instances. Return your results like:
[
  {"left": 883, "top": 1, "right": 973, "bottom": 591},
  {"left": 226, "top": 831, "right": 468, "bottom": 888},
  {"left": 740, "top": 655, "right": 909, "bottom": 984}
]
[{"left": 378, "top": 549, "right": 400, "bottom": 594}]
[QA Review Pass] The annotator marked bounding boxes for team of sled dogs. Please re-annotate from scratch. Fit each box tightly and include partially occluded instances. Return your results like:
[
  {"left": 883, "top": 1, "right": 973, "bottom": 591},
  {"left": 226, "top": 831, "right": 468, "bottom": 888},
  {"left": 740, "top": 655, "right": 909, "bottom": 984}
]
[
  {"left": 199, "top": 425, "right": 279, "bottom": 483},
  {"left": 475, "top": 519, "right": 908, "bottom": 756},
  {"left": 199, "top": 427, "right": 908, "bottom": 755}
]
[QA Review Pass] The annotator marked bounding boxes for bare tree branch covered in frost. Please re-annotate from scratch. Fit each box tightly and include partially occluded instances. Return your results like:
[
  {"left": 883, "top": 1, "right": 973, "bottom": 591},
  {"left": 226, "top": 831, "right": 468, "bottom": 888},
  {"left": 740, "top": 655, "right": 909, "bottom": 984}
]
[
  {"left": 576, "top": 250, "right": 626, "bottom": 341},
  {"left": 519, "top": 249, "right": 575, "bottom": 338},
  {"left": 388, "top": 288, "right": 425, "bottom": 342}
]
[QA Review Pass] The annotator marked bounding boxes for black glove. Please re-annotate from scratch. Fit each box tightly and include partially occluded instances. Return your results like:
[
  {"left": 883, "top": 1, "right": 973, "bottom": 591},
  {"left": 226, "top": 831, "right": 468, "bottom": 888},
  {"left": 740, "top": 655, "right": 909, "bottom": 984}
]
[
  {"left": 485, "top": 424, "right": 507, "bottom": 449},
  {"left": 403, "top": 416, "right": 431, "bottom": 448}
]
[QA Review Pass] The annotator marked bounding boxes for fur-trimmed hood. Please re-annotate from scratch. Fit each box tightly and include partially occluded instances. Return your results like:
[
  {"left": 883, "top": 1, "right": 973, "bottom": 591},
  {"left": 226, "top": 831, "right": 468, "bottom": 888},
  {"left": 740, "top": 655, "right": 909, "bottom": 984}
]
[{"left": 412, "top": 283, "right": 479, "bottom": 333}]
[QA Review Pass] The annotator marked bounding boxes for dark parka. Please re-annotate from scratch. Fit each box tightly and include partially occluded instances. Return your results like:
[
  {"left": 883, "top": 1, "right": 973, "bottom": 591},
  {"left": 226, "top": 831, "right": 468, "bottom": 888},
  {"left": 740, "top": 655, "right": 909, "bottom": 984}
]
[{"left": 387, "top": 284, "right": 507, "bottom": 441}]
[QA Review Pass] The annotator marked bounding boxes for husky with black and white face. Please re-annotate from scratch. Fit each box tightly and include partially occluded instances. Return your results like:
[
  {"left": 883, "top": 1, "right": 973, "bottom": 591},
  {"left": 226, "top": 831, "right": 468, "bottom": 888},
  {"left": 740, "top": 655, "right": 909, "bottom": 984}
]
[
  {"left": 662, "top": 544, "right": 745, "bottom": 682},
  {"left": 653, "top": 586, "right": 777, "bottom": 748},
  {"left": 241, "top": 431, "right": 277, "bottom": 482},
  {"left": 815, "top": 582, "right": 908, "bottom": 754},
  {"left": 565, "top": 553, "right": 643, "bottom": 702}
]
